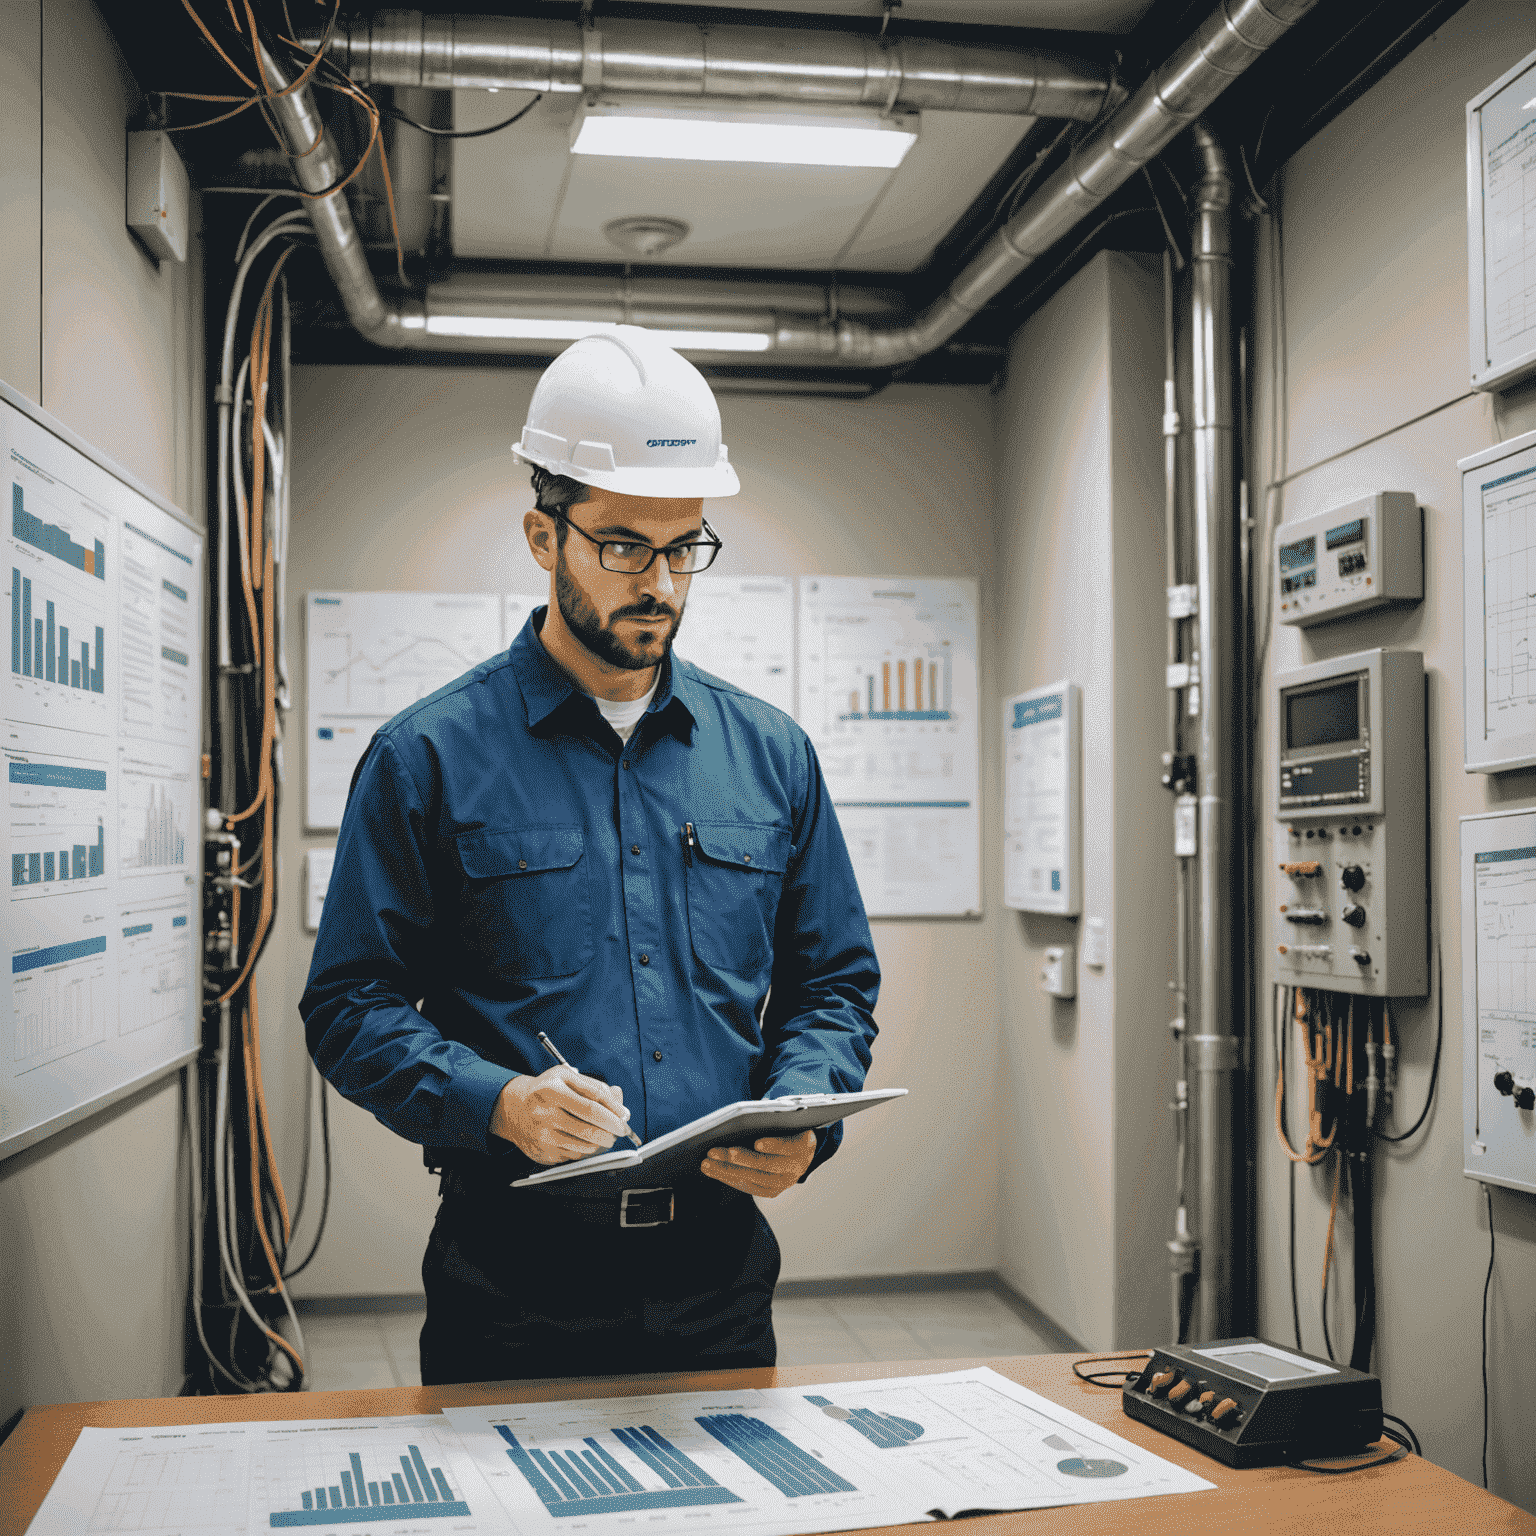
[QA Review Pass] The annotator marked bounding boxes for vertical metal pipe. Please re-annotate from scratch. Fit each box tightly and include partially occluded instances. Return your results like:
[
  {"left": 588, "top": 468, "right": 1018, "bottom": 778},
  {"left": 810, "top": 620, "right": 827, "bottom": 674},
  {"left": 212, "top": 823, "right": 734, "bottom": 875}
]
[{"left": 1188, "top": 120, "right": 1241, "bottom": 1342}]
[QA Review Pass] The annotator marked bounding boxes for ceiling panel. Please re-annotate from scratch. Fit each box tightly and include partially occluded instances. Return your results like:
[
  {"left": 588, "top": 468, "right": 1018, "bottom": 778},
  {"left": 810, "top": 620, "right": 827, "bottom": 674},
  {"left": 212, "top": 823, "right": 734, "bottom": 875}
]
[
  {"left": 453, "top": 92, "right": 1036, "bottom": 272},
  {"left": 841, "top": 110, "right": 1031, "bottom": 269}
]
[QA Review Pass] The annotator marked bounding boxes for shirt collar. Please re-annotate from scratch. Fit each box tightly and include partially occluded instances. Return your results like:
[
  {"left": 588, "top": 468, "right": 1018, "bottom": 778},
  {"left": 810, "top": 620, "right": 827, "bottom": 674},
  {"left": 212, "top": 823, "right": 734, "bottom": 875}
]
[{"left": 509, "top": 606, "right": 697, "bottom": 744}]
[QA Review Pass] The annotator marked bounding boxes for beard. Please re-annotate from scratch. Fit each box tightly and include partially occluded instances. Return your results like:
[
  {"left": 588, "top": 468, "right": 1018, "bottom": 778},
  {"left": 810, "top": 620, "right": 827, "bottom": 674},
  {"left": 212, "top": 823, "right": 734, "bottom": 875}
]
[{"left": 554, "top": 549, "right": 684, "bottom": 671}]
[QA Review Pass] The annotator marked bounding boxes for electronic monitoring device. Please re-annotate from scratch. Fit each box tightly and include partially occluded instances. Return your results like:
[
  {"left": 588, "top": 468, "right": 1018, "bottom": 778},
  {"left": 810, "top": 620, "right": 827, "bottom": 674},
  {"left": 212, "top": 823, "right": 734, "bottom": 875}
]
[
  {"left": 1274, "top": 648, "right": 1427, "bottom": 997},
  {"left": 1123, "top": 1338, "right": 1383, "bottom": 1468},
  {"left": 1275, "top": 492, "right": 1422, "bottom": 627}
]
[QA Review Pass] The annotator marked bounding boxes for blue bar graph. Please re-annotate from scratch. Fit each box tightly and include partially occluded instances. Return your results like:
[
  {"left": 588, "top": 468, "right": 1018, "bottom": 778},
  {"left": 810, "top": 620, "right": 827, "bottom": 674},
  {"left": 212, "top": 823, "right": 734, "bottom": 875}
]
[
  {"left": 696, "top": 1414, "right": 857, "bottom": 1497},
  {"left": 12, "top": 483, "right": 104, "bottom": 577},
  {"left": 495, "top": 1424, "right": 743, "bottom": 1518},
  {"left": 12, "top": 934, "right": 107, "bottom": 973},
  {"left": 12, "top": 820, "right": 103, "bottom": 887},
  {"left": 10, "top": 570, "right": 104, "bottom": 691},
  {"left": 804, "top": 1395, "right": 925, "bottom": 1447},
  {"left": 268, "top": 1443, "right": 471, "bottom": 1527}
]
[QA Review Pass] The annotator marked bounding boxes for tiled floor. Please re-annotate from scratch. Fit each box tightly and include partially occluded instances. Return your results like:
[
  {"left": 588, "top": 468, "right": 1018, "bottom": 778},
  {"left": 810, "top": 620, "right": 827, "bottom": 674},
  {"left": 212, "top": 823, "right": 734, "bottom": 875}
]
[{"left": 294, "top": 1287, "right": 1064, "bottom": 1392}]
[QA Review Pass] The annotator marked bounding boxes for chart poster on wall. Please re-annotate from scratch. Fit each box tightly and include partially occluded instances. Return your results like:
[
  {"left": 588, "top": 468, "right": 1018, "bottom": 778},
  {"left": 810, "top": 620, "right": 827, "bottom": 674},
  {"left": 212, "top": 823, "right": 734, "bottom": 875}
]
[
  {"left": 1002, "top": 682, "right": 1081, "bottom": 916},
  {"left": 3, "top": 380, "right": 203, "bottom": 1161},
  {"left": 1460, "top": 808, "right": 1536, "bottom": 1196},
  {"left": 1461, "top": 427, "right": 1536, "bottom": 773},
  {"left": 305, "top": 592, "right": 503, "bottom": 829},
  {"left": 798, "top": 576, "right": 980, "bottom": 918},
  {"left": 1467, "top": 46, "right": 1536, "bottom": 392},
  {"left": 675, "top": 575, "right": 795, "bottom": 716}
]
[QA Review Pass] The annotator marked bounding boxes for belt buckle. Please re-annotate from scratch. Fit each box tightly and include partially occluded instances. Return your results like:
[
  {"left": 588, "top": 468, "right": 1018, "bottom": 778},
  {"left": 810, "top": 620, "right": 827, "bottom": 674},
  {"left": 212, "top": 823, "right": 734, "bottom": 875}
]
[{"left": 619, "top": 1187, "right": 674, "bottom": 1228}]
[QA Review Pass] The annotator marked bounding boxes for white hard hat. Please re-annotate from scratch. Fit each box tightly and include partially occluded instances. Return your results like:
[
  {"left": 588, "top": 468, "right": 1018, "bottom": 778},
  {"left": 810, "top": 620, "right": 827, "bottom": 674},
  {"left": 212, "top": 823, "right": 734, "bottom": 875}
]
[{"left": 513, "top": 326, "right": 741, "bottom": 498}]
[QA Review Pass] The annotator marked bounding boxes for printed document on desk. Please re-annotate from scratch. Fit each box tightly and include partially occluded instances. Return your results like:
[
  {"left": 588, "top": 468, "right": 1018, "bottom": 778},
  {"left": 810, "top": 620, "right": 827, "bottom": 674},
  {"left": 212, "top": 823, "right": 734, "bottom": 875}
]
[
  {"left": 444, "top": 1369, "right": 1213, "bottom": 1536},
  {"left": 21, "top": 1414, "right": 512, "bottom": 1536}
]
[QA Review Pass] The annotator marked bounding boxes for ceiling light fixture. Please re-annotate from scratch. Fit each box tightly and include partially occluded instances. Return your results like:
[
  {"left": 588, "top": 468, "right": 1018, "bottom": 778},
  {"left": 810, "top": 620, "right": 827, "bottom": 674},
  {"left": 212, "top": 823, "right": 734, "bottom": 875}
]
[
  {"left": 425, "top": 316, "right": 771, "bottom": 351},
  {"left": 571, "top": 103, "right": 919, "bottom": 169}
]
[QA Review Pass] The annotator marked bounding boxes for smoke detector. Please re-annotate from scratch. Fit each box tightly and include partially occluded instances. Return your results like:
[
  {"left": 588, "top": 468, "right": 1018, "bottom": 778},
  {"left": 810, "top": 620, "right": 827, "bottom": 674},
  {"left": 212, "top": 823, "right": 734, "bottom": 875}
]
[{"left": 603, "top": 216, "right": 691, "bottom": 258}]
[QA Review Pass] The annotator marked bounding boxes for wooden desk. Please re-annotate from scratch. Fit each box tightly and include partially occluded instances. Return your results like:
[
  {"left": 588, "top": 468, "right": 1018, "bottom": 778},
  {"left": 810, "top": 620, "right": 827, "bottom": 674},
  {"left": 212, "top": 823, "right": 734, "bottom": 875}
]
[{"left": 3, "top": 1355, "right": 1531, "bottom": 1536}]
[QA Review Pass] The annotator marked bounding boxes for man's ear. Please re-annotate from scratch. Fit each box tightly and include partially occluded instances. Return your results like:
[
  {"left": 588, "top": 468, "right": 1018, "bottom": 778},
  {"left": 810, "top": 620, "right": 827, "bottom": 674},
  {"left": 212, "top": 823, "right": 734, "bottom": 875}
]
[{"left": 524, "top": 509, "right": 556, "bottom": 572}]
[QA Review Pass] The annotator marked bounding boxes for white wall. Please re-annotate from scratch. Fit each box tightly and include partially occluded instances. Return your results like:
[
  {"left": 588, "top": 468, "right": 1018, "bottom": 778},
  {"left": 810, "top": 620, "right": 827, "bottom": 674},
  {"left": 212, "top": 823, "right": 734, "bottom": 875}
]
[
  {"left": 991, "top": 252, "right": 1172, "bottom": 1350},
  {"left": 1250, "top": 0, "right": 1536, "bottom": 1507},
  {"left": 270, "top": 367, "right": 1002, "bottom": 1296},
  {"left": 0, "top": 0, "right": 204, "bottom": 1420}
]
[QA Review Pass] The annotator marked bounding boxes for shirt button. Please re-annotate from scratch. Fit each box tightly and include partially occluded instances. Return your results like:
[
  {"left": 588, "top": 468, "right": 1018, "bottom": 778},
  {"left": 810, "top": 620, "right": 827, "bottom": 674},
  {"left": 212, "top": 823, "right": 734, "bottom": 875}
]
[
  {"left": 622, "top": 759, "right": 630, "bottom": 770},
  {"left": 653, "top": 1051, "right": 663, "bottom": 1062},
  {"left": 743, "top": 853, "right": 752, "bottom": 863},
  {"left": 631, "top": 843, "right": 641, "bottom": 855},
  {"left": 639, "top": 954, "right": 649, "bottom": 965},
  {"left": 518, "top": 859, "right": 527, "bottom": 870}
]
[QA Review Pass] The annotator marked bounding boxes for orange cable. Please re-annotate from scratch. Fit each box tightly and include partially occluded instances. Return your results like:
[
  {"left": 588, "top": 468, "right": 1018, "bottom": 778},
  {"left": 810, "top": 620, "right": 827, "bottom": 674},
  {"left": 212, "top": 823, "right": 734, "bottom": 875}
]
[{"left": 1321, "top": 1148, "right": 1342, "bottom": 1331}]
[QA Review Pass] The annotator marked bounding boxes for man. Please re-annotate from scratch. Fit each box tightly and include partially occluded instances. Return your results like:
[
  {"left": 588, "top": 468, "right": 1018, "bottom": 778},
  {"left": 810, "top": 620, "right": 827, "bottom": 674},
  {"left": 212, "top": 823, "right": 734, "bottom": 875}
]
[{"left": 300, "top": 327, "right": 880, "bottom": 1387}]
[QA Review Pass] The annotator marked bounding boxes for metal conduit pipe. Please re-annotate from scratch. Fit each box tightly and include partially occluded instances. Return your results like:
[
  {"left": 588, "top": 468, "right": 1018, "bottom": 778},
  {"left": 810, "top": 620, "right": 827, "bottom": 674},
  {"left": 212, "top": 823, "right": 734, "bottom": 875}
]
[
  {"left": 273, "top": 0, "right": 1321, "bottom": 365},
  {"left": 1187, "top": 120, "right": 1243, "bottom": 1344},
  {"left": 313, "top": 11, "right": 1118, "bottom": 120}
]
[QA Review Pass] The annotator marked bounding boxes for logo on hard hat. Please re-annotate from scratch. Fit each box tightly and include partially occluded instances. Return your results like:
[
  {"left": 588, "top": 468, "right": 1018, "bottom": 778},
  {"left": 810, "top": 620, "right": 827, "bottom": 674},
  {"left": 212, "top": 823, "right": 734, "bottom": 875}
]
[{"left": 647, "top": 438, "right": 697, "bottom": 448}]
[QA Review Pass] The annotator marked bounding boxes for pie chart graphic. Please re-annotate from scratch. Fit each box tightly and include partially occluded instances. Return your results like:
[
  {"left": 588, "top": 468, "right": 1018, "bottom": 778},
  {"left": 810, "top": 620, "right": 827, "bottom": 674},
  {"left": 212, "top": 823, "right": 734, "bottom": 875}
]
[{"left": 1056, "top": 1457, "right": 1129, "bottom": 1479}]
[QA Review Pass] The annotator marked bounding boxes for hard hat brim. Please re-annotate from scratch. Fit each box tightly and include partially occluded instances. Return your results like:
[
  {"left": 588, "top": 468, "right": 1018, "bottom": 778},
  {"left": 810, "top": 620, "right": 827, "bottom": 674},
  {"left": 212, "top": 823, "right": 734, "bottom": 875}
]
[{"left": 513, "top": 443, "right": 740, "bottom": 499}]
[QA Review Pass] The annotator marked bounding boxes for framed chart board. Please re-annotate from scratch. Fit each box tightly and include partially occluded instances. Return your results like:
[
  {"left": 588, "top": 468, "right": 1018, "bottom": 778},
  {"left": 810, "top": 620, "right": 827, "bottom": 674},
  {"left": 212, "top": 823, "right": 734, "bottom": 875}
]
[
  {"left": 1463, "top": 426, "right": 1536, "bottom": 773},
  {"left": 3, "top": 380, "right": 204, "bottom": 1160}
]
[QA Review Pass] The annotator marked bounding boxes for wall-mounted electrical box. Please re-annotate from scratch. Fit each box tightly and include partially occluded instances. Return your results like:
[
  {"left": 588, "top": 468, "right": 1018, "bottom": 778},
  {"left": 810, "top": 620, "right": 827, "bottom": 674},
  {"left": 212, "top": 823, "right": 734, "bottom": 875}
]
[
  {"left": 1040, "top": 945, "right": 1076, "bottom": 999},
  {"left": 1273, "top": 649, "right": 1427, "bottom": 997},
  {"left": 1461, "top": 808, "right": 1536, "bottom": 1196},
  {"left": 1274, "top": 493, "right": 1422, "bottom": 627},
  {"left": 126, "top": 130, "right": 190, "bottom": 264}
]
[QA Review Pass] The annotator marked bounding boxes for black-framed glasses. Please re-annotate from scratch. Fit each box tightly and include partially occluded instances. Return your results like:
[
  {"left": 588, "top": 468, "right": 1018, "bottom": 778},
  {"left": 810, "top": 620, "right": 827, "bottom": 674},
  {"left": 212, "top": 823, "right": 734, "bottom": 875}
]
[{"left": 559, "top": 514, "right": 723, "bottom": 575}]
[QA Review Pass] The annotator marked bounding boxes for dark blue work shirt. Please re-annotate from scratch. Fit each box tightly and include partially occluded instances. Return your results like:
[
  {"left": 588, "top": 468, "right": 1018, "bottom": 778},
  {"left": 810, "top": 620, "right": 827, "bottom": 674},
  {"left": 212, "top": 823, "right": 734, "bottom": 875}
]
[{"left": 300, "top": 609, "right": 880, "bottom": 1181}]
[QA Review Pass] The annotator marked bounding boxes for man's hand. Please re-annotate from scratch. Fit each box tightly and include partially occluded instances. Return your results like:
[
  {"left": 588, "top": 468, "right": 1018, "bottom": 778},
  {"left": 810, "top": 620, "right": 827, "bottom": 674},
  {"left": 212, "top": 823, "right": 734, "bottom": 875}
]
[
  {"left": 490, "top": 1067, "right": 632, "bottom": 1165},
  {"left": 701, "top": 1129, "right": 816, "bottom": 1198}
]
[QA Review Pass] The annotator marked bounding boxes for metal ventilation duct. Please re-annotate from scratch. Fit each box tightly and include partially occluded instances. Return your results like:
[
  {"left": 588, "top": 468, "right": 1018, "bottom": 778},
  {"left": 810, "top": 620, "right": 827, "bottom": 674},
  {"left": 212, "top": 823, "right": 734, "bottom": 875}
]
[
  {"left": 311, "top": 10, "right": 1118, "bottom": 120},
  {"left": 269, "top": 0, "right": 1322, "bottom": 366}
]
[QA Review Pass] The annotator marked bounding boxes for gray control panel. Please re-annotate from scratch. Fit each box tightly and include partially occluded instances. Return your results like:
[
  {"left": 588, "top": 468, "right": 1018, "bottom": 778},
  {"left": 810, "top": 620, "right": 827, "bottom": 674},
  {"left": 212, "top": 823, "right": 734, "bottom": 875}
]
[
  {"left": 1275, "top": 492, "right": 1422, "bottom": 627},
  {"left": 1274, "top": 649, "right": 1427, "bottom": 997}
]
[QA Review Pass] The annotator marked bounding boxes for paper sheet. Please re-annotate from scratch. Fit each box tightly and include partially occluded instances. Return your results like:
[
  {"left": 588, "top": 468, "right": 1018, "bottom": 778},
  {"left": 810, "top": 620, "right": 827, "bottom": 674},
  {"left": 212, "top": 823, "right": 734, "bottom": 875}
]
[{"left": 673, "top": 574, "right": 795, "bottom": 715}]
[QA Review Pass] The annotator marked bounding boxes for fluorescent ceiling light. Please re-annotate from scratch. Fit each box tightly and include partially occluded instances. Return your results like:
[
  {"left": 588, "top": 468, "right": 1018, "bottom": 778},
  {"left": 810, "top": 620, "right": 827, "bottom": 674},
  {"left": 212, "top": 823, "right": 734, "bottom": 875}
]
[
  {"left": 425, "top": 316, "right": 771, "bottom": 351},
  {"left": 571, "top": 104, "right": 918, "bottom": 168}
]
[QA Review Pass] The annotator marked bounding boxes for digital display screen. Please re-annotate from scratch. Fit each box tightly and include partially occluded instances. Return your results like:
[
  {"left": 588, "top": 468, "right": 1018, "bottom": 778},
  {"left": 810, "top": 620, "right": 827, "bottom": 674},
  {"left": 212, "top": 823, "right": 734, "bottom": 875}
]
[
  {"left": 1205, "top": 1350, "right": 1320, "bottom": 1382},
  {"left": 1278, "top": 535, "right": 1317, "bottom": 573},
  {"left": 1286, "top": 680, "right": 1360, "bottom": 749},
  {"left": 1325, "top": 517, "right": 1364, "bottom": 550}
]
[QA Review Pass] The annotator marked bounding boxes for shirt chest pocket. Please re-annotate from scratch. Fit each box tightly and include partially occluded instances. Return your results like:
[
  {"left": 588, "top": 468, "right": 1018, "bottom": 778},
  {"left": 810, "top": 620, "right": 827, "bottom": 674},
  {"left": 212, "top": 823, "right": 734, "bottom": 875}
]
[
  {"left": 457, "top": 826, "right": 592, "bottom": 981},
  {"left": 685, "top": 822, "right": 790, "bottom": 978}
]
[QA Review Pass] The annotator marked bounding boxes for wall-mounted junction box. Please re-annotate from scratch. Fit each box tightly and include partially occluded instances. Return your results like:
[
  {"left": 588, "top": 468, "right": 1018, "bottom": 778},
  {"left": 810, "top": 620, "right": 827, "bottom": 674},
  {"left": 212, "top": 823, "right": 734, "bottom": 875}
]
[
  {"left": 1040, "top": 945, "right": 1076, "bottom": 998},
  {"left": 126, "top": 130, "right": 190, "bottom": 264},
  {"left": 1275, "top": 493, "right": 1422, "bottom": 627}
]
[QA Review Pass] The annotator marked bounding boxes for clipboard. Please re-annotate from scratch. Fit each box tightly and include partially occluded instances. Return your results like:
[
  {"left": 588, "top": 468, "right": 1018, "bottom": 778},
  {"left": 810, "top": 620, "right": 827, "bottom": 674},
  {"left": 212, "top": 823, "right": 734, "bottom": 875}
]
[{"left": 510, "top": 1088, "right": 907, "bottom": 1194}]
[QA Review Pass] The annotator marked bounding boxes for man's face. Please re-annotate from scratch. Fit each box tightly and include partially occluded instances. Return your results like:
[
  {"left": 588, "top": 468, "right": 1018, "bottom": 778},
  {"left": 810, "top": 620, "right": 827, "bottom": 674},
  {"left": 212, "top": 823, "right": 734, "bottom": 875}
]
[{"left": 551, "top": 487, "right": 706, "bottom": 672}]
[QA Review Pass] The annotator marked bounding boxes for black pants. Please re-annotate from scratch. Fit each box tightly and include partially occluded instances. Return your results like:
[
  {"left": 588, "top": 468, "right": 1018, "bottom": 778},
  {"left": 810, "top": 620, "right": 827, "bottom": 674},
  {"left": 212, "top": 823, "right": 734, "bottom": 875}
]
[{"left": 419, "top": 1174, "right": 781, "bottom": 1387}]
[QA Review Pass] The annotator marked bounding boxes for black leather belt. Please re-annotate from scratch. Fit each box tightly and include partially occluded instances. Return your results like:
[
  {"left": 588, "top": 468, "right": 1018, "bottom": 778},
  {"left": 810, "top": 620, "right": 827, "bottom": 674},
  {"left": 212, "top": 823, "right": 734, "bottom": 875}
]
[{"left": 442, "top": 1171, "right": 743, "bottom": 1229}]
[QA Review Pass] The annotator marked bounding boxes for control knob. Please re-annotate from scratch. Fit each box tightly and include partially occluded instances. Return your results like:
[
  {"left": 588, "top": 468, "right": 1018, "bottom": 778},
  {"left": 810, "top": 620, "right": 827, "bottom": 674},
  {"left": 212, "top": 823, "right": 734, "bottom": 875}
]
[
  {"left": 1515, "top": 1086, "right": 1535, "bottom": 1113},
  {"left": 1341, "top": 865, "right": 1366, "bottom": 892},
  {"left": 1494, "top": 1071, "right": 1515, "bottom": 1097},
  {"left": 1342, "top": 904, "right": 1367, "bottom": 928}
]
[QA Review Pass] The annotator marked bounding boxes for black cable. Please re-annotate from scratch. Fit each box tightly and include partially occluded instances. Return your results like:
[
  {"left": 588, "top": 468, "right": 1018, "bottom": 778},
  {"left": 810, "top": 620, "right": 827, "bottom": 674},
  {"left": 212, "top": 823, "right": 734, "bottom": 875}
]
[
  {"left": 1072, "top": 1353, "right": 1151, "bottom": 1387},
  {"left": 1382, "top": 1412, "right": 1420, "bottom": 1459},
  {"left": 282, "top": 1077, "right": 332, "bottom": 1280},
  {"left": 1373, "top": 939, "right": 1443, "bottom": 1143},
  {"left": 380, "top": 92, "right": 544, "bottom": 138},
  {"left": 1294, "top": 1425, "right": 1411, "bottom": 1475},
  {"left": 1482, "top": 1179, "right": 1495, "bottom": 1489},
  {"left": 1283, "top": 987, "right": 1303, "bottom": 1351},
  {"left": 1348, "top": 1146, "right": 1374, "bottom": 1373}
]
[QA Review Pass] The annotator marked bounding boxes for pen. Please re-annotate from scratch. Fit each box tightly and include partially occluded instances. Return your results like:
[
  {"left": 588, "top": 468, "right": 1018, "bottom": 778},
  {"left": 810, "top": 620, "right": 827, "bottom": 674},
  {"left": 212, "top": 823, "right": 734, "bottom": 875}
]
[{"left": 537, "top": 1031, "right": 643, "bottom": 1149}]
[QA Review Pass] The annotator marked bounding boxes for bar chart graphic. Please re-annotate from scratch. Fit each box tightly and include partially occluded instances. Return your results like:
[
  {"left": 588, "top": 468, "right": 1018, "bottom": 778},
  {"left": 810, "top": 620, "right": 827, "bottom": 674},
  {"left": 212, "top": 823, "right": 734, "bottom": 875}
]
[
  {"left": 804, "top": 1395, "right": 925, "bottom": 1447},
  {"left": 836, "top": 649, "right": 953, "bottom": 722},
  {"left": 696, "top": 1414, "right": 857, "bottom": 1497},
  {"left": 11, "top": 569, "right": 106, "bottom": 690},
  {"left": 495, "top": 1422, "right": 744, "bottom": 1518},
  {"left": 13, "top": 481, "right": 105, "bottom": 579},
  {"left": 119, "top": 761, "right": 190, "bottom": 874},
  {"left": 9, "top": 761, "right": 109, "bottom": 892},
  {"left": 270, "top": 1442, "right": 471, "bottom": 1527},
  {"left": 119, "top": 914, "right": 192, "bottom": 1034}
]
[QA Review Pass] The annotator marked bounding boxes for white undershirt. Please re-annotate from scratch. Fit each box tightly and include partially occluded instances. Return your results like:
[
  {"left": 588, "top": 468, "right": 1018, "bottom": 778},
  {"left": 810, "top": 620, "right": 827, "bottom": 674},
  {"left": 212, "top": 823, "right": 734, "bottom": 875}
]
[{"left": 593, "top": 675, "right": 660, "bottom": 743}]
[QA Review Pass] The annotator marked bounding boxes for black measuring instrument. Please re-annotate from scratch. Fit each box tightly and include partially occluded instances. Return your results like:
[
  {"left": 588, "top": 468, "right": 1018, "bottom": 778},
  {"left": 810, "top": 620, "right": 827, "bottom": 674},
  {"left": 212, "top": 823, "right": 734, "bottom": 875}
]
[{"left": 1122, "top": 1337, "right": 1383, "bottom": 1468}]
